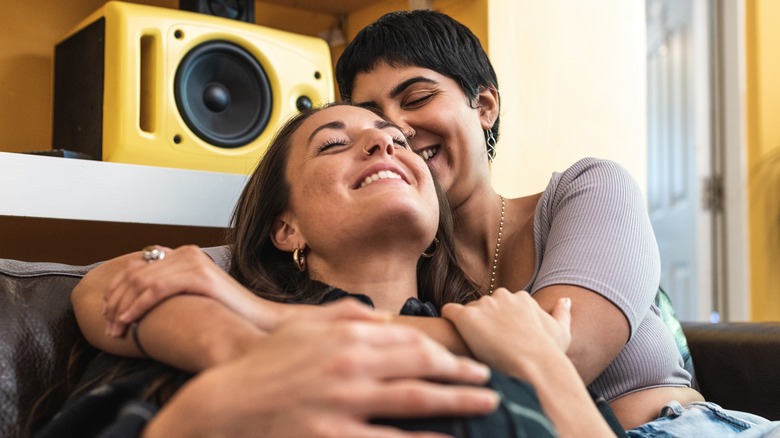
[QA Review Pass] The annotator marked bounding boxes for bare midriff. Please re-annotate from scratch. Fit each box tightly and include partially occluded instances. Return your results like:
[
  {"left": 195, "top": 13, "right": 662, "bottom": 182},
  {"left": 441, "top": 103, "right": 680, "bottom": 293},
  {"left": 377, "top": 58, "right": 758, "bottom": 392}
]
[{"left": 610, "top": 386, "right": 705, "bottom": 430}]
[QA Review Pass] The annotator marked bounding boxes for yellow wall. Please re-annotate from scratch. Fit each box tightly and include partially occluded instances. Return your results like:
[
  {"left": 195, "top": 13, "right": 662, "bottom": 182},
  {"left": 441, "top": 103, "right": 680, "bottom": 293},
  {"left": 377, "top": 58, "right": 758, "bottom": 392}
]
[
  {"left": 488, "top": 0, "right": 647, "bottom": 197},
  {"left": 746, "top": 0, "right": 780, "bottom": 321},
  {"left": 0, "top": 1, "right": 184, "bottom": 153}
]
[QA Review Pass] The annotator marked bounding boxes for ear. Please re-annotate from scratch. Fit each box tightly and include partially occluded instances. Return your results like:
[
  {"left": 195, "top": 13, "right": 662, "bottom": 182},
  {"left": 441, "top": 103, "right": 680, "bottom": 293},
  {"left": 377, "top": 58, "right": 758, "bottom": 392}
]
[
  {"left": 271, "top": 213, "right": 305, "bottom": 252},
  {"left": 476, "top": 86, "right": 499, "bottom": 131}
]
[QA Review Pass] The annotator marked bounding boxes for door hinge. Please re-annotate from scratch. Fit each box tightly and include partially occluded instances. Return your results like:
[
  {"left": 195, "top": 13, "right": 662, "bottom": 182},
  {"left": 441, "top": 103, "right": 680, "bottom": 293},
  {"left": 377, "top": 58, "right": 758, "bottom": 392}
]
[{"left": 703, "top": 175, "right": 724, "bottom": 212}]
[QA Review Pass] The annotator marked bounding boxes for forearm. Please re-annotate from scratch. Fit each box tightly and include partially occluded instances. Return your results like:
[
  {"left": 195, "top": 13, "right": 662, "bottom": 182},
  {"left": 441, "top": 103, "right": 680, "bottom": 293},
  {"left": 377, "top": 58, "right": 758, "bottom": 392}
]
[
  {"left": 392, "top": 315, "right": 472, "bottom": 356},
  {"left": 72, "top": 253, "right": 147, "bottom": 357},
  {"left": 533, "top": 285, "right": 629, "bottom": 384},
  {"left": 74, "top": 270, "right": 266, "bottom": 372},
  {"left": 512, "top": 348, "right": 615, "bottom": 438},
  {"left": 141, "top": 369, "right": 227, "bottom": 438},
  {"left": 133, "top": 296, "right": 268, "bottom": 371}
]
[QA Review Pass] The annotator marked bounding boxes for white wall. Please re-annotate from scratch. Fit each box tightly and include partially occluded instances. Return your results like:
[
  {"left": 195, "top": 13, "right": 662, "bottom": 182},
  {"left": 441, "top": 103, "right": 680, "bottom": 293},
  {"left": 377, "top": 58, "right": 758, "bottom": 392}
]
[{"left": 487, "top": 0, "right": 647, "bottom": 197}]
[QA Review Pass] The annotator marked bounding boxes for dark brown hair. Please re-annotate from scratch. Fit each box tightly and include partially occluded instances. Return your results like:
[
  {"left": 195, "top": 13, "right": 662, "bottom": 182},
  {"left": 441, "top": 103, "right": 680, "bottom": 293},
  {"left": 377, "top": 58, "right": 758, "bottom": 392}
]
[{"left": 227, "top": 102, "right": 480, "bottom": 308}]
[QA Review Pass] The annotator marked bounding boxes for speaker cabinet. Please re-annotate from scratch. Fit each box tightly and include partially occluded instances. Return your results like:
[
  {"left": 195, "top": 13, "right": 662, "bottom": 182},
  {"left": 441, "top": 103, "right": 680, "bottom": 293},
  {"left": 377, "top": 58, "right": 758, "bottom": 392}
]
[{"left": 52, "top": 1, "right": 333, "bottom": 174}]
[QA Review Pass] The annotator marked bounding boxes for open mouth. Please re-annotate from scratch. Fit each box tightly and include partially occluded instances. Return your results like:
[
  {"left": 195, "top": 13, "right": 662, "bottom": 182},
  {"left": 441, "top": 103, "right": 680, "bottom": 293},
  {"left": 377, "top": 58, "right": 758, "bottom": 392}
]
[
  {"left": 359, "top": 169, "right": 403, "bottom": 188},
  {"left": 419, "top": 146, "right": 440, "bottom": 161}
]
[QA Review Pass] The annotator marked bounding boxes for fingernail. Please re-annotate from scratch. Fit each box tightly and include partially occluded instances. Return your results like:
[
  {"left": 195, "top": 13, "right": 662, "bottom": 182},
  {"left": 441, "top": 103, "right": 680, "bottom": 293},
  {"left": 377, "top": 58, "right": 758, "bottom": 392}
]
[
  {"left": 467, "top": 362, "right": 491, "bottom": 380},
  {"left": 562, "top": 297, "right": 572, "bottom": 310},
  {"left": 119, "top": 312, "right": 130, "bottom": 323},
  {"left": 477, "top": 389, "right": 501, "bottom": 409}
]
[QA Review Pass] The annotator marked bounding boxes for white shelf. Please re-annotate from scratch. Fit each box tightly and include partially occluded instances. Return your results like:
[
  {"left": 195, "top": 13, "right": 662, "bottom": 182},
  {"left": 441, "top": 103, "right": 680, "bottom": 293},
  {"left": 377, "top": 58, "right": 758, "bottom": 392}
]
[{"left": 0, "top": 152, "right": 248, "bottom": 228}]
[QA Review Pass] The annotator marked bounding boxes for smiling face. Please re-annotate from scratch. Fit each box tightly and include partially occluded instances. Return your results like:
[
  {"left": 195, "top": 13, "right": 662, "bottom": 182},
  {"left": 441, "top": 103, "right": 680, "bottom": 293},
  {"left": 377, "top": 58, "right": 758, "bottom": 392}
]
[
  {"left": 350, "top": 63, "right": 499, "bottom": 208},
  {"left": 277, "top": 105, "right": 439, "bottom": 264}
]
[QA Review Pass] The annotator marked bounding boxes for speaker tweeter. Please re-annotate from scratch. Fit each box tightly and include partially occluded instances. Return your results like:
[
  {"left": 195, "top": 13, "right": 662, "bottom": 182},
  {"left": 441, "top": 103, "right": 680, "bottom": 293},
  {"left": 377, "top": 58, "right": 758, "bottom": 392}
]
[{"left": 179, "top": 0, "right": 255, "bottom": 23}]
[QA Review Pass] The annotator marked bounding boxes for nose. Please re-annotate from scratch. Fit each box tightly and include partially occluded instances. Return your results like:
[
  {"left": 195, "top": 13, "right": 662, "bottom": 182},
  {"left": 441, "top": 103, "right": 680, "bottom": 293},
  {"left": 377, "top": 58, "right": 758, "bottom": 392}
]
[{"left": 362, "top": 131, "right": 396, "bottom": 157}]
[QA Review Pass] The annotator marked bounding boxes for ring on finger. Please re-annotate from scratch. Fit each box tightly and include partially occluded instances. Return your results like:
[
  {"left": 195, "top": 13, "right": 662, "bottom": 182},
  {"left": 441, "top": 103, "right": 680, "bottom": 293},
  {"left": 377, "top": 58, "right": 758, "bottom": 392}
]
[{"left": 142, "top": 245, "right": 165, "bottom": 263}]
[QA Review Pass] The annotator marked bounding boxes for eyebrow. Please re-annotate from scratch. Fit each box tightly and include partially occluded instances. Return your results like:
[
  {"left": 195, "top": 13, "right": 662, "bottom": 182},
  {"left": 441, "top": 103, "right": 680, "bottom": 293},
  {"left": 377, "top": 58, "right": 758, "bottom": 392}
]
[
  {"left": 355, "top": 76, "right": 439, "bottom": 108},
  {"left": 307, "top": 121, "right": 345, "bottom": 143},
  {"left": 307, "top": 119, "right": 399, "bottom": 144}
]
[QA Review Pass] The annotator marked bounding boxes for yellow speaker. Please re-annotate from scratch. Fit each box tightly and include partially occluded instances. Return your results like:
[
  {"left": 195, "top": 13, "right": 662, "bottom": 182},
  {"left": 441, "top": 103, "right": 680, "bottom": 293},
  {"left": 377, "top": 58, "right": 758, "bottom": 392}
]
[{"left": 52, "top": 1, "right": 333, "bottom": 174}]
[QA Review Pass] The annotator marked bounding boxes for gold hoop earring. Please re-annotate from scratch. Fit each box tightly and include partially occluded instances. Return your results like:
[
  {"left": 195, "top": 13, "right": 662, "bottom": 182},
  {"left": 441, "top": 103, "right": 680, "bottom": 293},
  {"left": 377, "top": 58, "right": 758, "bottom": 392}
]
[
  {"left": 421, "top": 237, "right": 439, "bottom": 258},
  {"left": 293, "top": 246, "right": 307, "bottom": 272}
]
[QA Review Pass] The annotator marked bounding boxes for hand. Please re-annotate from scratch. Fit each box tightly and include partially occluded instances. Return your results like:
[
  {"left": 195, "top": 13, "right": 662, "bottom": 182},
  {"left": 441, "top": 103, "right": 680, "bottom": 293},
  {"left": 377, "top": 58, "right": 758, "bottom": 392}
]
[
  {"left": 271, "top": 299, "right": 393, "bottom": 331},
  {"left": 145, "top": 319, "right": 500, "bottom": 438},
  {"left": 441, "top": 288, "right": 572, "bottom": 379},
  {"left": 103, "top": 245, "right": 261, "bottom": 336}
]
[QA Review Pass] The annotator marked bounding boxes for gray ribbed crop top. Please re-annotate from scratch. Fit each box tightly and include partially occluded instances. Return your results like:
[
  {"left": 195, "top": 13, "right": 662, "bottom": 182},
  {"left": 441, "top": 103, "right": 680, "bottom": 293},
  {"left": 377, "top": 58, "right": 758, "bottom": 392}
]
[{"left": 526, "top": 157, "right": 691, "bottom": 401}]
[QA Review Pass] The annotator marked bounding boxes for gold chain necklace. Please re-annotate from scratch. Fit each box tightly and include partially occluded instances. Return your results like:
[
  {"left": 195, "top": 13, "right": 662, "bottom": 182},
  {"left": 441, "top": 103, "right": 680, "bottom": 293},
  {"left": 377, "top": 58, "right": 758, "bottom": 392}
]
[{"left": 488, "top": 196, "right": 505, "bottom": 294}]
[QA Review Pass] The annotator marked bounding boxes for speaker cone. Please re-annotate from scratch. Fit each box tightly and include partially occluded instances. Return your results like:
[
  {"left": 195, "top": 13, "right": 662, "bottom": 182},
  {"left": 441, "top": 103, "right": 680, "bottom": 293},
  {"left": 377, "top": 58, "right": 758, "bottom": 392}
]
[{"left": 175, "top": 41, "right": 271, "bottom": 148}]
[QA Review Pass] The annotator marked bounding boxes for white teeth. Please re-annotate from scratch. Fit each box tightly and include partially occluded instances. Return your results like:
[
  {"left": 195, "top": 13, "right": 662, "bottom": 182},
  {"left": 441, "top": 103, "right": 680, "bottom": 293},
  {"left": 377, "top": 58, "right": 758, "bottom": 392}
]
[
  {"left": 421, "top": 147, "right": 439, "bottom": 161},
  {"left": 359, "top": 170, "right": 402, "bottom": 188}
]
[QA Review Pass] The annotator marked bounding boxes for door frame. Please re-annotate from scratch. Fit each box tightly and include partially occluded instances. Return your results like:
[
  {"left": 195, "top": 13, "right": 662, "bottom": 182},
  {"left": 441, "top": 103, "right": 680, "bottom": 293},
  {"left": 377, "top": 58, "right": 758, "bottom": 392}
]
[{"left": 714, "top": 0, "right": 750, "bottom": 321}]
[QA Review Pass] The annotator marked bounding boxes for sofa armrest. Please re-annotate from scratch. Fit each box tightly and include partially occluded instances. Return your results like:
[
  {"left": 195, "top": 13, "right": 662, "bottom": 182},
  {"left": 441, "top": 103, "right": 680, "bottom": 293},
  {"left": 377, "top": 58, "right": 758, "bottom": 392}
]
[
  {"left": 0, "top": 259, "right": 97, "bottom": 437},
  {"left": 681, "top": 322, "right": 780, "bottom": 421}
]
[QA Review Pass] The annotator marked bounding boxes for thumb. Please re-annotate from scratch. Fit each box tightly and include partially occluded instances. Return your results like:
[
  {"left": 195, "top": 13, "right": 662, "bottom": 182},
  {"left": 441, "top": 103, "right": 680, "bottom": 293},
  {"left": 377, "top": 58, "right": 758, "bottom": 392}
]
[
  {"left": 440, "top": 302, "right": 465, "bottom": 322},
  {"left": 550, "top": 297, "right": 572, "bottom": 336}
]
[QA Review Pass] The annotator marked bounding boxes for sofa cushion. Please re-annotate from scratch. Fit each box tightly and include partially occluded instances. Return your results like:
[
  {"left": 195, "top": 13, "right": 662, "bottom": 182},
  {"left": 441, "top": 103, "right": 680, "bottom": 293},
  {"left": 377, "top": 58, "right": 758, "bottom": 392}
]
[{"left": 0, "top": 259, "right": 97, "bottom": 437}]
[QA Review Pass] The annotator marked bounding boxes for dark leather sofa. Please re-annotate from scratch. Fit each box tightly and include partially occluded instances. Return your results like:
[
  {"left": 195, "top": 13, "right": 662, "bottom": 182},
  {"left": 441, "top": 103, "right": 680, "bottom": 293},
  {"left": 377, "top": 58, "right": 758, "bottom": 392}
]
[{"left": 2, "top": 258, "right": 779, "bottom": 437}]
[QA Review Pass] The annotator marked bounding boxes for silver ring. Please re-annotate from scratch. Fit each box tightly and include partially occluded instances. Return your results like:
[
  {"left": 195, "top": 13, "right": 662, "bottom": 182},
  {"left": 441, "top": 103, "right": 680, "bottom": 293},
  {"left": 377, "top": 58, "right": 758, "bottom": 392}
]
[{"left": 142, "top": 246, "right": 165, "bottom": 263}]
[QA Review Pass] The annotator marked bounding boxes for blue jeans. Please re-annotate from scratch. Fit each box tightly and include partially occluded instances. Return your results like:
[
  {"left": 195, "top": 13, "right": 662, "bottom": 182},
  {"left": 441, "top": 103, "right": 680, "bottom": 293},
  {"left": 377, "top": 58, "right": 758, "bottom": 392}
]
[{"left": 627, "top": 401, "right": 780, "bottom": 437}]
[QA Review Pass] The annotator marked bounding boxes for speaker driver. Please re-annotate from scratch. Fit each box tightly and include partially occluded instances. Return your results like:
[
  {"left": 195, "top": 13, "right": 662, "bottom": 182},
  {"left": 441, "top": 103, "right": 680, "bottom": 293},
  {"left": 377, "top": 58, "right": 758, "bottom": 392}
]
[{"left": 175, "top": 41, "right": 271, "bottom": 148}]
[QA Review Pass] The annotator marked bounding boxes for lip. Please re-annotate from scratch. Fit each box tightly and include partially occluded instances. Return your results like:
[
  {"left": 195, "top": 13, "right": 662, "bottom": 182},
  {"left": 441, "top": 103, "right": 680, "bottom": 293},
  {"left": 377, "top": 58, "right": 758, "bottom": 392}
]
[{"left": 353, "top": 162, "right": 411, "bottom": 189}]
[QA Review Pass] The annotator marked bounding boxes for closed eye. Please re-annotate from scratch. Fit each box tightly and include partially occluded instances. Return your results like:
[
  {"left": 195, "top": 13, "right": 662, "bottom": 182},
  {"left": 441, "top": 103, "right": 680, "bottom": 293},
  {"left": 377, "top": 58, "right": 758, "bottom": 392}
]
[
  {"left": 316, "top": 138, "right": 348, "bottom": 154},
  {"left": 403, "top": 91, "right": 436, "bottom": 109},
  {"left": 392, "top": 135, "right": 409, "bottom": 149}
]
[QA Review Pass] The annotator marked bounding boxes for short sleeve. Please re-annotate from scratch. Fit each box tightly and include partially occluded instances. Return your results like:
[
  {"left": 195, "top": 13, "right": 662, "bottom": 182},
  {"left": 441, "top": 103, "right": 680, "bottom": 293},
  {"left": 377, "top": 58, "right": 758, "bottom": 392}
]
[
  {"left": 202, "top": 245, "right": 231, "bottom": 271},
  {"left": 530, "top": 158, "right": 661, "bottom": 337}
]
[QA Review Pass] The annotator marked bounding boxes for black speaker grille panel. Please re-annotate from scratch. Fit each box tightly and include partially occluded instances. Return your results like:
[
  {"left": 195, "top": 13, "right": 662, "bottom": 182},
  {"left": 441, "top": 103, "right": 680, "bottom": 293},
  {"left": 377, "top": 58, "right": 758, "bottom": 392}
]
[
  {"left": 52, "top": 17, "right": 106, "bottom": 159},
  {"left": 174, "top": 41, "right": 272, "bottom": 148}
]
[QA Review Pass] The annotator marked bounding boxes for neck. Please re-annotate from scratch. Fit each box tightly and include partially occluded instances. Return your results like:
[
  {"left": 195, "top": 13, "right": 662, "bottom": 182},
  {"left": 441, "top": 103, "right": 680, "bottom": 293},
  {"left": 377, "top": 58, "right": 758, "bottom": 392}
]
[
  {"left": 452, "top": 187, "right": 503, "bottom": 270},
  {"left": 308, "top": 251, "right": 419, "bottom": 312}
]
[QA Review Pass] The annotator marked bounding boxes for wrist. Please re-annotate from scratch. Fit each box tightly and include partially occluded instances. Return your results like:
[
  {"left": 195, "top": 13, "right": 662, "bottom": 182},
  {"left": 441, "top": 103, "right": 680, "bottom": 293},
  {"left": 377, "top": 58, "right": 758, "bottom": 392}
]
[
  {"left": 245, "top": 296, "right": 285, "bottom": 331},
  {"left": 197, "top": 321, "right": 267, "bottom": 367},
  {"left": 508, "top": 345, "right": 576, "bottom": 385}
]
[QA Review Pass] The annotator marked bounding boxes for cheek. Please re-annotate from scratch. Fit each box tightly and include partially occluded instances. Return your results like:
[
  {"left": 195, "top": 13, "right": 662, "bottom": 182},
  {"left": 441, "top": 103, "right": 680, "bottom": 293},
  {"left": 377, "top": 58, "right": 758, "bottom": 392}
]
[
  {"left": 294, "top": 164, "right": 353, "bottom": 227},
  {"left": 417, "top": 170, "right": 440, "bottom": 215}
]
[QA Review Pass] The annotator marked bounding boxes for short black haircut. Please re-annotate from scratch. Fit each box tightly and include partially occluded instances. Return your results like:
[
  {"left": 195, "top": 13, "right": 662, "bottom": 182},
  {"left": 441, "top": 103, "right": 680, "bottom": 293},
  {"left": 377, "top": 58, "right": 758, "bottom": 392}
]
[{"left": 335, "top": 10, "right": 500, "bottom": 143}]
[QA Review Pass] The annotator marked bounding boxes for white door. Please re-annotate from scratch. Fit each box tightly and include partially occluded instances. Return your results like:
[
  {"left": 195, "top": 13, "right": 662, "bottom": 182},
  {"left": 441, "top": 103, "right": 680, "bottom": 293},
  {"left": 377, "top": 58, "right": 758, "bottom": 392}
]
[{"left": 646, "top": 0, "right": 716, "bottom": 322}]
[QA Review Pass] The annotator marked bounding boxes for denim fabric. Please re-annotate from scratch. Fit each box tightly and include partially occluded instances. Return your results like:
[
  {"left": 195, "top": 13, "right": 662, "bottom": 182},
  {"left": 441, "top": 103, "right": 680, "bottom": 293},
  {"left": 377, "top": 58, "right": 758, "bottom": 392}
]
[{"left": 627, "top": 401, "right": 780, "bottom": 438}]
